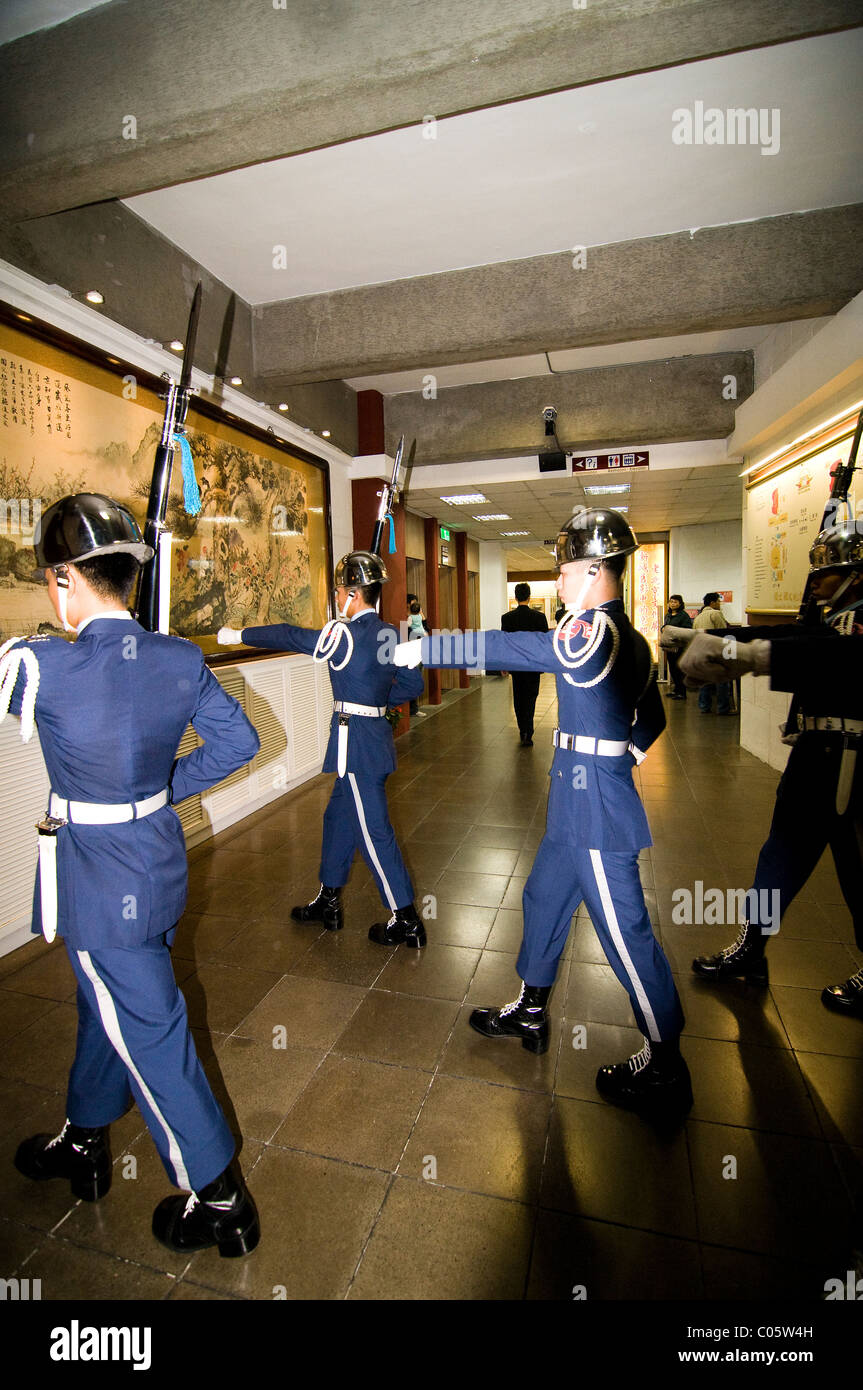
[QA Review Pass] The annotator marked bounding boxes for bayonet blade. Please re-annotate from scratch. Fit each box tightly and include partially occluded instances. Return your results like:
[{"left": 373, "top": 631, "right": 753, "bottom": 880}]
[{"left": 178, "top": 282, "right": 202, "bottom": 395}]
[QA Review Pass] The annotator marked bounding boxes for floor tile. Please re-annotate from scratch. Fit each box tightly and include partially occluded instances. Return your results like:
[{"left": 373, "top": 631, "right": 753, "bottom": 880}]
[
  {"left": 401, "top": 1073, "right": 552, "bottom": 1202},
  {"left": 527, "top": 1209, "right": 703, "bottom": 1300},
  {"left": 375, "top": 943, "right": 481, "bottom": 1002},
  {"left": 348, "top": 1179, "right": 534, "bottom": 1300},
  {"left": 233, "top": 975, "right": 366, "bottom": 1050},
  {"left": 335, "top": 990, "right": 459, "bottom": 1070},
  {"left": 273, "top": 1054, "right": 429, "bottom": 1169}
]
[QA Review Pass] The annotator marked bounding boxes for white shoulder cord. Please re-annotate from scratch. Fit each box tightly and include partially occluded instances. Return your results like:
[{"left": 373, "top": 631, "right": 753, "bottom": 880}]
[
  {"left": 0, "top": 638, "right": 41, "bottom": 742},
  {"left": 312, "top": 593, "right": 355, "bottom": 672},
  {"left": 553, "top": 608, "right": 619, "bottom": 688}
]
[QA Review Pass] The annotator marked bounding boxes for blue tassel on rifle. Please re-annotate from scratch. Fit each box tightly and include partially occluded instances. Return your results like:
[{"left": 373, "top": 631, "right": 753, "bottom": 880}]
[
  {"left": 385, "top": 513, "right": 396, "bottom": 553},
  {"left": 173, "top": 433, "right": 201, "bottom": 515}
]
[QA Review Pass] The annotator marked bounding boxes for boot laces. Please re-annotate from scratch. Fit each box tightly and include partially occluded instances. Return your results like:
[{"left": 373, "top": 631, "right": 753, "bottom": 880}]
[
  {"left": 846, "top": 966, "right": 863, "bottom": 990},
  {"left": 45, "top": 1120, "right": 70, "bottom": 1151},
  {"left": 499, "top": 983, "right": 526, "bottom": 1018},
  {"left": 720, "top": 921, "right": 753, "bottom": 959},
  {"left": 628, "top": 1040, "right": 652, "bottom": 1073}
]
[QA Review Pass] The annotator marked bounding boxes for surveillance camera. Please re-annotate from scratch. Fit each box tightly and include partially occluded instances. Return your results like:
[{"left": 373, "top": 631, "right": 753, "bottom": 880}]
[{"left": 542, "top": 406, "right": 558, "bottom": 423}]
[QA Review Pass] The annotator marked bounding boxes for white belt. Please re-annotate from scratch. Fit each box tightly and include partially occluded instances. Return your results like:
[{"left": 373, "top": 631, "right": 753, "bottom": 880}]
[
  {"left": 553, "top": 730, "right": 630, "bottom": 756},
  {"left": 333, "top": 702, "right": 388, "bottom": 778},
  {"left": 48, "top": 788, "right": 169, "bottom": 823},
  {"left": 36, "top": 789, "right": 169, "bottom": 943},
  {"left": 800, "top": 717, "right": 863, "bottom": 735},
  {"left": 333, "top": 701, "right": 387, "bottom": 717}
]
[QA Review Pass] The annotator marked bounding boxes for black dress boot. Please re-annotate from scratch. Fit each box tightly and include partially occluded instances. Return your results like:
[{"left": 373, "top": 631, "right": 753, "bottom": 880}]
[
  {"left": 596, "top": 1038, "right": 693, "bottom": 1117},
  {"left": 469, "top": 982, "right": 551, "bottom": 1054},
  {"left": 692, "top": 921, "right": 768, "bottom": 984},
  {"left": 368, "top": 904, "right": 426, "bottom": 948},
  {"left": 152, "top": 1161, "right": 260, "bottom": 1258},
  {"left": 14, "top": 1119, "right": 112, "bottom": 1201},
  {"left": 291, "top": 884, "right": 343, "bottom": 931},
  {"left": 821, "top": 966, "right": 863, "bottom": 1017}
]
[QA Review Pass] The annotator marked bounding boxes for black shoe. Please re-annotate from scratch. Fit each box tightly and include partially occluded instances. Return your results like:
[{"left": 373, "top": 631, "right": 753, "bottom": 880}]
[
  {"left": 692, "top": 922, "right": 768, "bottom": 984},
  {"left": 596, "top": 1038, "right": 693, "bottom": 1117},
  {"left": 368, "top": 904, "right": 426, "bottom": 948},
  {"left": 14, "top": 1120, "right": 111, "bottom": 1201},
  {"left": 291, "top": 884, "right": 343, "bottom": 931},
  {"left": 821, "top": 967, "right": 863, "bottom": 1017},
  {"left": 152, "top": 1162, "right": 260, "bottom": 1258},
  {"left": 469, "top": 982, "right": 551, "bottom": 1054},
  {"left": 519, "top": 733, "right": 534, "bottom": 746}
]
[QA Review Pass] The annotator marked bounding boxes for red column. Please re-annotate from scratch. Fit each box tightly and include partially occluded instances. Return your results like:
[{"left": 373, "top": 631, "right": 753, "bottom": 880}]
[
  {"left": 424, "top": 517, "right": 442, "bottom": 706},
  {"left": 455, "top": 531, "right": 470, "bottom": 690}
]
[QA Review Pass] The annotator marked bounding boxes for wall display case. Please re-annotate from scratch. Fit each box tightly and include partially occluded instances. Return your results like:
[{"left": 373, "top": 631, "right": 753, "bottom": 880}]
[{"left": 0, "top": 312, "right": 332, "bottom": 652}]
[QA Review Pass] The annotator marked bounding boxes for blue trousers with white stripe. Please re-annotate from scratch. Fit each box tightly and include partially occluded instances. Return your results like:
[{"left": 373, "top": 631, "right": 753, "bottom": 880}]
[
  {"left": 65, "top": 934, "right": 235, "bottom": 1191},
  {"left": 319, "top": 773, "right": 414, "bottom": 912},
  {"left": 517, "top": 838, "right": 684, "bottom": 1041}
]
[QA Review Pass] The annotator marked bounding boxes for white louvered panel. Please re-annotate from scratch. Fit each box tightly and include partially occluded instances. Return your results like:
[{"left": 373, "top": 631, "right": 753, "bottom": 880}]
[
  {"left": 289, "top": 660, "right": 323, "bottom": 774},
  {"left": 246, "top": 668, "right": 289, "bottom": 775},
  {"left": 0, "top": 720, "right": 51, "bottom": 940},
  {"left": 315, "top": 660, "right": 333, "bottom": 756},
  {"left": 173, "top": 723, "right": 206, "bottom": 837},
  {"left": 203, "top": 667, "right": 254, "bottom": 817}
]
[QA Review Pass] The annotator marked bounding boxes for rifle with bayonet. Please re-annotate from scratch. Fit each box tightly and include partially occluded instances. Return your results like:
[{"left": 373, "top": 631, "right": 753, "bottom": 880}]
[{"left": 136, "top": 282, "right": 202, "bottom": 632}]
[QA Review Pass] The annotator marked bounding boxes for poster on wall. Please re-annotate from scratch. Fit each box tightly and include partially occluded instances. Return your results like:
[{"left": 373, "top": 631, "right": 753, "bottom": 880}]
[
  {"left": 0, "top": 318, "right": 330, "bottom": 651},
  {"left": 630, "top": 541, "right": 666, "bottom": 661},
  {"left": 745, "top": 432, "right": 858, "bottom": 611}
]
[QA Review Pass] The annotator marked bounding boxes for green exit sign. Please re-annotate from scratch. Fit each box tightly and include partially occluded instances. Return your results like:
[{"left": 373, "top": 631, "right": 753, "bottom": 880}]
[{"left": 440, "top": 527, "right": 451, "bottom": 541}]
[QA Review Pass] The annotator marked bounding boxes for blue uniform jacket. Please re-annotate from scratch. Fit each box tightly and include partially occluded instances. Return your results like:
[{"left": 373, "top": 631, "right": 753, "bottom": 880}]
[
  {"left": 421, "top": 599, "right": 664, "bottom": 850},
  {"left": 6, "top": 618, "right": 260, "bottom": 947},
  {"left": 242, "top": 610, "right": 423, "bottom": 776}
]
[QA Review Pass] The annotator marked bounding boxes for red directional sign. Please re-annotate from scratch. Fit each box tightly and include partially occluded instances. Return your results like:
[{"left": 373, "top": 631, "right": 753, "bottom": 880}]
[{"left": 571, "top": 452, "right": 649, "bottom": 472}]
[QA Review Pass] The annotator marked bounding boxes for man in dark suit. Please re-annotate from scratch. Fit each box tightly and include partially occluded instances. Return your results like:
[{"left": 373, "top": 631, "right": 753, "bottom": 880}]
[{"left": 501, "top": 583, "right": 548, "bottom": 745}]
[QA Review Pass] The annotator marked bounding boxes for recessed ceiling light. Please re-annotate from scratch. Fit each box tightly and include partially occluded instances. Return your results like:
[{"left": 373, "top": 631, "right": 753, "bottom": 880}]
[
  {"left": 278, "top": 403, "right": 290, "bottom": 412},
  {"left": 473, "top": 514, "right": 511, "bottom": 521},
  {"left": 169, "top": 340, "right": 183, "bottom": 352},
  {"left": 16, "top": 312, "right": 32, "bottom": 321},
  {"left": 85, "top": 291, "right": 104, "bottom": 305},
  {"left": 501, "top": 531, "right": 530, "bottom": 536},
  {"left": 583, "top": 484, "right": 631, "bottom": 495},
  {"left": 439, "top": 493, "right": 488, "bottom": 505},
  {"left": 230, "top": 376, "right": 243, "bottom": 386},
  {"left": 322, "top": 430, "right": 331, "bottom": 438}
]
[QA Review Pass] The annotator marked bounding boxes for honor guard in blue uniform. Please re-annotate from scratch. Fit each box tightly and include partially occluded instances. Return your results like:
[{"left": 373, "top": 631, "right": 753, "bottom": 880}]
[
  {"left": 669, "top": 519, "right": 863, "bottom": 1016},
  {"left": 0, "top": 494, "right": 262, "bottom": 1256},
  {"left": 396, "top": 508, "right": 692, "bottom": 1116},
  {"left": 218, "top": 549, "right": 426, "bottom": 946}
]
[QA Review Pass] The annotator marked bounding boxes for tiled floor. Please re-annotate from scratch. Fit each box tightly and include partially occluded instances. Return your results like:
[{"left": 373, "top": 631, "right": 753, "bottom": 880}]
[{"left": 1, "top": 676, "right": 861, "bottom": 1300}]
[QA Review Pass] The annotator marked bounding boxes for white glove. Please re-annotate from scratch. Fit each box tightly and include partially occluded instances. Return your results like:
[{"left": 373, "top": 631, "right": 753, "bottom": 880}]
[
  {"left": 393, "top": 638, "right": 424, "bottom": 668},
  {"left": 679, "top": 633, "right": 771, "bottom": 684},
  {"left": 217, "top": 626, "right": 244, "bottom": 646},
  {"left": 659, "top": 626, "right": 696, "bottom": 652}
]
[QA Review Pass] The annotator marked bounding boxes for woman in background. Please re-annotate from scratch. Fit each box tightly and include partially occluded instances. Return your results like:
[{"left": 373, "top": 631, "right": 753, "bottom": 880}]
[{"left": 661, "top": 594, "right": 692, "bottom": 698}]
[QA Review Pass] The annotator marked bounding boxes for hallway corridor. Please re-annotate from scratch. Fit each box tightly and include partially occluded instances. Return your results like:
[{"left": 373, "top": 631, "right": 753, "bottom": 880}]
[{"left": 1, "top": 676, "right": 860, "bottom": 1301}]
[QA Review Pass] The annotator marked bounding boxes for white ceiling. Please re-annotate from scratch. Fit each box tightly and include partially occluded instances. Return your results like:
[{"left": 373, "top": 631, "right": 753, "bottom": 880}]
[
  {"left": 405, "top": 460, "right": 745, "bottom": 570},
  {"left": 125, "top": 31, "right": 863, "bottom": 305},
  {"left": 0, "top": 0, "right": 111, "bottom": 45}
]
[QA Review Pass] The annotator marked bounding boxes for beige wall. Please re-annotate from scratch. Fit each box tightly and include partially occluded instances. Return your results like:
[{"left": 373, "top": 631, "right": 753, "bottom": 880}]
[{"left": 404, "top": 509, "right": 426, "bottom": 559}]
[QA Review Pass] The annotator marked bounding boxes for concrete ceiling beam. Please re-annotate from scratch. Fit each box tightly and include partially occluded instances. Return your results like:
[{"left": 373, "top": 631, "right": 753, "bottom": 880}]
[
  {"left": 255, "top": 206, "right": 863, "bottom": 385},
  {"left": 383, "top": 352, "right": 754, "bottom": 465},
  {"left": 1, "top": 0, "right": 860, "bottom": 222}
]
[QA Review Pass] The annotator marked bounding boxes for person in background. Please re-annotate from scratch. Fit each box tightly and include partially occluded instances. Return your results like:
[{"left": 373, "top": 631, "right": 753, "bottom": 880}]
[
  {"left": 661, "top": 594, "right": 693, "bottom": 699},
  {"left": 692, "top": 592, "right": 732, "bottom": 714},
  {"left": 501, "top": 583, "right": 548, "bottom": 746},
  {"left": 406, "top": 598, "right": 426, "bottom": 716}
]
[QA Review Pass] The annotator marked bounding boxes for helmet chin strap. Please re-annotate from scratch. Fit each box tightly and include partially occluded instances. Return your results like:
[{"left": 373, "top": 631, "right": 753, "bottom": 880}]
[
  {"left": 568, "top": 561, "right": 601, "bottom": 616},
  {"left": 54, "top": 568, "right": 75, "bottom": 633}
]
